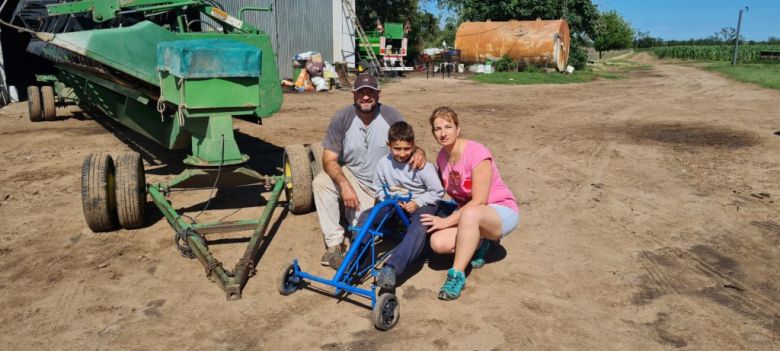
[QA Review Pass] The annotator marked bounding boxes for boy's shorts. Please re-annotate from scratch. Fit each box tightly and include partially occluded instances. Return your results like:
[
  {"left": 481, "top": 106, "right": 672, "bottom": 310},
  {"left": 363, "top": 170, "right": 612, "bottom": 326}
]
[{"left": 489, "top": 204, "right": 519, "bottom": 237}]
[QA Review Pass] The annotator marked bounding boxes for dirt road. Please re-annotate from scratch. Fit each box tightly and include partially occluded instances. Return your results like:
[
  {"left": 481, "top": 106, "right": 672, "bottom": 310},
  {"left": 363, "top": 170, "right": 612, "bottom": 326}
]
[{"left": 1, "top": 54, "right": 778, "bottom": 350}]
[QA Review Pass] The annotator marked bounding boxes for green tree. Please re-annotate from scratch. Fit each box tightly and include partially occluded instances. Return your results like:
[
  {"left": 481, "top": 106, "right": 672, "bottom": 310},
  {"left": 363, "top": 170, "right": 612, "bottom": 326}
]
[
  {"left": 714, "top": 27, "right": 745, "bottom": 42},
  {"left": 356, "top": 0, "right": 419, "bottom": 30},
  {"left": 633, "top": 30, "right": 664, "bottom": 48},
  {"left": 593, "top": 10, "right": 633, "bottom": 58},
  {"left": 408, "top": 11, "right": 440, "bottom": 58},
  {"left": 437, "top": 0, "right": 600, "bottom": 69},
  {"left": 438, "top": 0, "right": 599, "bottom": 41},
  {"left": 426, "top": 16, "right": 458, "bottom": 48}
]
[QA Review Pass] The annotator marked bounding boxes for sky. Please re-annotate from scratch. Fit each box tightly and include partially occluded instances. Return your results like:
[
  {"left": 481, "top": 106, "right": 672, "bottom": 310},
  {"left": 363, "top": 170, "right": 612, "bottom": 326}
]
[
  {"left": 597, "top": 0, "right": 777, "bottom": 41},
  {"left": 421, "top": 1, "right": 778, "bottom": 41}
]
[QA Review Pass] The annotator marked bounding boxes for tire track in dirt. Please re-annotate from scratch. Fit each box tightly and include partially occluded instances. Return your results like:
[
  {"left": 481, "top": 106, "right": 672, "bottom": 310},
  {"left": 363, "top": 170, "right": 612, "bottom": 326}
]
[
  {"left": 633, "top": 245, "right": 779, "bottom": 336},
  {"left": 681, "top": 248, "right": 778, "bottom": 316},
  {"left": 635, "top": 250, "right": 679, "bottom": 304},
  {"left": 88, "top": 230, "right": 138, "bottom": 268},
  {"left": 51, "top": 281, "right": 78, "bottom": 335}
]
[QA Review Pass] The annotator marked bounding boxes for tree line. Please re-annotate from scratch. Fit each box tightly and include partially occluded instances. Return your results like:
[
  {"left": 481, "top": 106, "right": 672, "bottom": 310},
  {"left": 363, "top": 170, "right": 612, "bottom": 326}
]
[
  {"left": 357, "top": 1, "right": 776, "bottom": 69},
  {"left": 357, "top": 0, "right": 635, "bottom": 69},
  {"left": 635, "top": 30, "right": 780, "bottom": 48}
]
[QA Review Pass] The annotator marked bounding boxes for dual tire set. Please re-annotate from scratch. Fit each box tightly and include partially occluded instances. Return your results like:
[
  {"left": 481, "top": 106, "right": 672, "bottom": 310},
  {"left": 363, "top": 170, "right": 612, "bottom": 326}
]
[
  {"left": 75, "top": 144, "right": 322, "bottom": 230},
  {"left": 81, "top": 143, "right": 320, "bottom": 232},
  {"left": 27, "top": 85, "right": 58, "bottom": 122},
  {"left": 81, "top": 152, "right": 146, "bottom": 232}
]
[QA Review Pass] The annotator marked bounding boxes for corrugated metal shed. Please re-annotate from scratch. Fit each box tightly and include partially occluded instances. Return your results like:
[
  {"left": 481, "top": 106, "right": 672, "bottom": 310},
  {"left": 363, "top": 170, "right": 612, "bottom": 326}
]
[
  {"left": 0, "top": 26, "right": 8, "bottom": 105},
  {"left": 203, "top": 0, "right": 355, "bottom": 79}
]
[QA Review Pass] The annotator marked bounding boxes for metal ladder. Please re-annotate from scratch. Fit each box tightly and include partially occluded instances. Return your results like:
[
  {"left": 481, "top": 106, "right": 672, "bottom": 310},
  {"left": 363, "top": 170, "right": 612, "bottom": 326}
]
[{"left": 341, "top": 0, "right": 384, "bottom": 77}]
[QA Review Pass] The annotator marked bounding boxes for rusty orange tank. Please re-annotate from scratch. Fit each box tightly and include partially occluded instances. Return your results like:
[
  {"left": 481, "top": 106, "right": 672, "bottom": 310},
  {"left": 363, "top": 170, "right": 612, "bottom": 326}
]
[{"left": 455, "top": 19, "right": 571, "bottom": 72}]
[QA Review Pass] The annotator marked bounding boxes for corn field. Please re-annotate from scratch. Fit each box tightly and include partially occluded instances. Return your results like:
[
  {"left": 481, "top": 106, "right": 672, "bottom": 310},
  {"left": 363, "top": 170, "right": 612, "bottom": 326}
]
[{"left": 652, "top": 45, "right": 780, "bottom": 62}]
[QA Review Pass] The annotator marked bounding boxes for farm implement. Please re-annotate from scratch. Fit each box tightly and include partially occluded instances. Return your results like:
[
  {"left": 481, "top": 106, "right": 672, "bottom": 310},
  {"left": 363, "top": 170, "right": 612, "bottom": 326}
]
[
  {"left": 8, "top": 0, "right": 316, "bottom": 300},
  {"left": 355, "top": 21, "right": 413, "bottom": 73}
]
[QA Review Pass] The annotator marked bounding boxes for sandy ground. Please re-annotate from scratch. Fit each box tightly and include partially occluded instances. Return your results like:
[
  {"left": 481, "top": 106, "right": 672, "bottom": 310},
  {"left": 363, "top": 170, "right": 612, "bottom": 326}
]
[{"left": 0, "top": 54, "right": 778, "bottom": 350}]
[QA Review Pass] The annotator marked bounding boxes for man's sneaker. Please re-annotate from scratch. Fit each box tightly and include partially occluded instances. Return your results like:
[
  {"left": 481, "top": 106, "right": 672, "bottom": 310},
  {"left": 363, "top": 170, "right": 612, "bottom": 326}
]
[
  {"left": 328, "top": 252, "right": 344, "bottom": 270},
  {"left": 320, "top": 242, "right": 346, "bottom": 266},
  {"left": 376, "top": 265, "right": 396, "bottom": 289},
  {"left": 438, "top": 268, "right": 466, "bottom": 301},
  {"left": 470, "top": 239, "right": 494, "bottom": 269}
]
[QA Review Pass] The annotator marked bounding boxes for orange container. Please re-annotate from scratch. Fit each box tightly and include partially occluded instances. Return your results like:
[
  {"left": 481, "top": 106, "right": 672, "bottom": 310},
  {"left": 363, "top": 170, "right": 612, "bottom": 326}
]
[{"left": 454, "top": 19, "right": 571, "bottom": 71}]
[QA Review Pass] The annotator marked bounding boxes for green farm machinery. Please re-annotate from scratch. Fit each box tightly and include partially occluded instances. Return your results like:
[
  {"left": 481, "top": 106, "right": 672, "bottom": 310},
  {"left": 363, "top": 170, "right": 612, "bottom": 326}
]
[
  {"left": 8, "top": 0, "right": 316, "bottom": 300},
  {"left": 356, "top": 21, "right": 413, "bottom": 73}
]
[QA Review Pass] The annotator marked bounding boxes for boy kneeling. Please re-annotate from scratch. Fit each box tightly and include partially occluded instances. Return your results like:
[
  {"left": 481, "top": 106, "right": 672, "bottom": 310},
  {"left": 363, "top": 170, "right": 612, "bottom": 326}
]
[{"left": 337, "top": 122, "right": 443, "bottom": 288}]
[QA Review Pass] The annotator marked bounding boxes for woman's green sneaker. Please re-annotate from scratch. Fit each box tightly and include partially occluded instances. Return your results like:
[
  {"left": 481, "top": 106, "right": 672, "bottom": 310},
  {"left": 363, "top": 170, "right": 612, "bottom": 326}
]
[
  {"left": 438, "top": 268, "right": 466, "bottom": 300},
  {"left": 470, "top": 239, "right": 493, "bottom": 269}
]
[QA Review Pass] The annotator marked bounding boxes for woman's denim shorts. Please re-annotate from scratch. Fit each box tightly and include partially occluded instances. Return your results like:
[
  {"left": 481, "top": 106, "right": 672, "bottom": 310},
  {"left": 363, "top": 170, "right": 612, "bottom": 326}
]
[{"left": 489, "top": 204, "right": 519, "bottom": 236}]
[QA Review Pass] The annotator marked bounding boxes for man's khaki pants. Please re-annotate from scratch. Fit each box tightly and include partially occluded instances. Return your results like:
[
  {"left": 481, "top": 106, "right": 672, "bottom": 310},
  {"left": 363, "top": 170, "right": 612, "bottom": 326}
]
[{"left": 312, "top": 166, "right": 375, "bottom": 248}]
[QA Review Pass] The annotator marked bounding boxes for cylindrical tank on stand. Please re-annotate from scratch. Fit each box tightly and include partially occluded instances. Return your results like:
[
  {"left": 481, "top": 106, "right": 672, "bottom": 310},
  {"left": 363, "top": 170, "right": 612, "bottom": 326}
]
[{"left": 455, "top": 19, "right": 571, "bottom": 72}]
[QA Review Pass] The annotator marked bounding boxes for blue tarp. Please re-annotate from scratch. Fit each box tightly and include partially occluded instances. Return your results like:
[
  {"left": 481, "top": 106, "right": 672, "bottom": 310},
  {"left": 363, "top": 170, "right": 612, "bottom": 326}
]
[{"left": 157, "top": 39, "right": 261, "bottom": 78}]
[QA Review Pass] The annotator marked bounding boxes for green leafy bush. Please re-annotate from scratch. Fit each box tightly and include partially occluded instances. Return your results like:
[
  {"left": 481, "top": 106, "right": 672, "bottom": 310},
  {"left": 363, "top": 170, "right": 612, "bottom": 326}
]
[
  {"left": 493, "top": 55, "right": 517, "bottom": 72},
  {"left": 524, "top": 65, "right": 541, "bottom": 73},
  {"left": 568, "top": 41, "right": 589, "bottom": 70}
]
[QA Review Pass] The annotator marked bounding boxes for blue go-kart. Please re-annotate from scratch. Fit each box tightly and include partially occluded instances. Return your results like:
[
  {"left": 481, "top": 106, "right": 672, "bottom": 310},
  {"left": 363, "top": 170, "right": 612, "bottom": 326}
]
[{"left": 278, "top": 186, "right": 413, "bottom": 330}]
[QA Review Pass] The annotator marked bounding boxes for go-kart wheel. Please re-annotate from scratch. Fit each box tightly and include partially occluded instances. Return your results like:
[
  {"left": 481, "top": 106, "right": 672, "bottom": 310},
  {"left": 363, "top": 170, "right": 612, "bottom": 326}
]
[
  {"left": 115, "top": 152, "right": 146, "bottom": 229},
  {"left": 81, "top": 153, "right": 118, "bottom": 232},
  {"left": 284, "top": 144, "right": 313, "bottom": 214},
  {"left": 373, "top": 293, "right": 400, "bottom": 331},
  {"left": 41, "top": 86, "right": 57, "bottom": 121},
  {"left": 278, "top": 262, "right": 301, "bottom": 296},
  {"left": 27, "top": 86, "right": 43, "bottom": 122}
]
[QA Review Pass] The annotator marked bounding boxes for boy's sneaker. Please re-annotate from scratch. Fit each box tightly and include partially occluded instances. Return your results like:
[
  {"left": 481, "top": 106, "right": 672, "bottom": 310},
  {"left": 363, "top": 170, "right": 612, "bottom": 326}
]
[
  {"left": 320, "top": 242, "right": 346, "bottom": 266},
  {"left": 438, "top": 268, "right": 466, "bottom": 301},
  {"left": 470, "top": 239, "right": 494, "bottom": 269},
  {"left": 376, "top": 265, "right": 396, "bottom": 289}
]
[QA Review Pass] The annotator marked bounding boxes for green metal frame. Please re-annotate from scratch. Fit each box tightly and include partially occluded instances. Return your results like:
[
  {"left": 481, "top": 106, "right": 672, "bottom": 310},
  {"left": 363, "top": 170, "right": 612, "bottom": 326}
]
[
  {"left": 36, "top": 1, "right": 293, "bottom": 299},
  {"left": 47, "top": 0, "right": 263, "bottom": 35},
  {"left": 357, "top": 22, "right": 408, "bottom": 57},
  {"left": 148, "top": 174, "right": 286, "bottom": 300}
]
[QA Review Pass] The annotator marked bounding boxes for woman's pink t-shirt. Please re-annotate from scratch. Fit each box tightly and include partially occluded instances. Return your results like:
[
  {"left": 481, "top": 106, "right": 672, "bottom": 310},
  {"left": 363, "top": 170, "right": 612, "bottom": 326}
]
[{"left": 436, "top": 140, "right": 518, "bottom": 212}]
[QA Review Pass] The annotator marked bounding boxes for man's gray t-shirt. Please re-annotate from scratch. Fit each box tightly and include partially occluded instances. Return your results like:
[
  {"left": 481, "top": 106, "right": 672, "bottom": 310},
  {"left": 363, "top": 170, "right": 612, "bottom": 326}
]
[{"left": 322, "top": 104, "right": 404, "bottom": 188}]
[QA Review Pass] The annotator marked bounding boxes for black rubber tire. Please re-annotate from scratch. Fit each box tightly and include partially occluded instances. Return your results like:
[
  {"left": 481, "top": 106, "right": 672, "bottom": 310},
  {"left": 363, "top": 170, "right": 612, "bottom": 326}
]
[
  {"left": 308, "top": 143, "right": 324, "bottom": 177},
  {"left": 278, "top": 262, "right": 300, "bottom": 296},
  {"left": 115, "top": 152, "right": 146, "bottom": 229},
  {"left": 40, "top": 86, "right": 57, "bottom": 121},
  {"left": 284, "top": 144, "right": 313, "bottom": 214},
  {"left": 27, "top": 86, "right": 43, "bottom": 122},
  {"left": 373, "top": 293, "right": 400, "bottom": 331},
  {"left": 81, "top": 153, "right": 118, "bottom": 232}
]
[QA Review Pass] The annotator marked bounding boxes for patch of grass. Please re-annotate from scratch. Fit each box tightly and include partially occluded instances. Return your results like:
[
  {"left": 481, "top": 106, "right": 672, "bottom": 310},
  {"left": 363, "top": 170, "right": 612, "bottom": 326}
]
[
  {"left": 703, "top": 62, "right": 780, "bottom": 91},
  {"left": 591, "top": 53, "right": 652, "bottom": 72},
  {"left": 470, "top": 71, "right": 596, "bottom": 85},
  {"left": 598, "top": 72, "right": 625, "bottom": 80},
  {"left": 469, "top": 54, "right": 652, "bottom": 85}
]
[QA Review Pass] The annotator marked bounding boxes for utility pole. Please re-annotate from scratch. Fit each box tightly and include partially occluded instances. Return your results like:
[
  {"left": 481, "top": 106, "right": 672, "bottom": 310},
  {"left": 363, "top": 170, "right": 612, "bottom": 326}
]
[{"left": 732, "top": 7, "right": 748, "bottom": 65}]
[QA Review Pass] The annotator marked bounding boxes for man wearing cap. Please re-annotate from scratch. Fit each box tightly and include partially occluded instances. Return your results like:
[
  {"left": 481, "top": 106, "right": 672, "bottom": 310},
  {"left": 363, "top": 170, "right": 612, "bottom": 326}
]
[{"left": 313, "top": 74, "right": 426, "bottom": 267}]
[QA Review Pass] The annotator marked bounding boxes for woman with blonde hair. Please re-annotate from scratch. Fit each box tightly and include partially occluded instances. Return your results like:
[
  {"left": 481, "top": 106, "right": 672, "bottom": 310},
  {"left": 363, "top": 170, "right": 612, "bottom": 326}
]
[{"left": 421, "top": 106, "right": 519, "bottom": 300}]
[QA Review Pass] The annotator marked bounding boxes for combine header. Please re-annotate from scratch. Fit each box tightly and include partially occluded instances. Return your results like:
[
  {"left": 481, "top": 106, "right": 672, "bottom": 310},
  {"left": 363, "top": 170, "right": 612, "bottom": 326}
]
[{"left": 8, "top": 0, "right": 316, "bottom": 299}]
